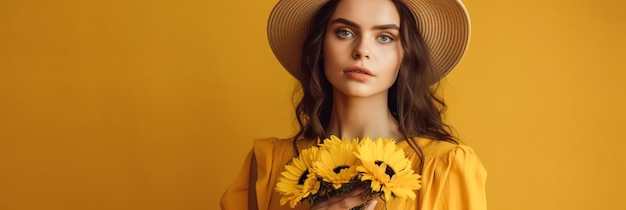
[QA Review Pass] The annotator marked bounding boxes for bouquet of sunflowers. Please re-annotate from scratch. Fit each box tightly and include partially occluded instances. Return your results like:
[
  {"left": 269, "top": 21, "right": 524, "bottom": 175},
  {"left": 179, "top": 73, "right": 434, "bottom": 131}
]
[{"left": 275, "top": 135, "right": 422, "bottom": 209}]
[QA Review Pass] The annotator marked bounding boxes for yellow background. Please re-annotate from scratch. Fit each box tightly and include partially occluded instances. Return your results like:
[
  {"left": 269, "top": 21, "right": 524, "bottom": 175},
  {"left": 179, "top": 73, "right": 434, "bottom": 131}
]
[{"left": 1, "top": 0, "right": 625, "bottom": 209}]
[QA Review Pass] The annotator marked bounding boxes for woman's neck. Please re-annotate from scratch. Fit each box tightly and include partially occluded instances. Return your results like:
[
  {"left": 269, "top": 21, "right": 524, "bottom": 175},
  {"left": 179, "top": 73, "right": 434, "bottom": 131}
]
[{"left": 325, "top": 90, "right": 402, "bottom": 140}]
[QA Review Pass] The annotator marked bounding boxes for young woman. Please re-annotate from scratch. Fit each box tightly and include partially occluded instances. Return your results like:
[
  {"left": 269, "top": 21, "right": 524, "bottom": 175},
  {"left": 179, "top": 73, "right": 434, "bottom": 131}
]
[{"left": 222, "top": 0, "right": 487, "bottom": 209}]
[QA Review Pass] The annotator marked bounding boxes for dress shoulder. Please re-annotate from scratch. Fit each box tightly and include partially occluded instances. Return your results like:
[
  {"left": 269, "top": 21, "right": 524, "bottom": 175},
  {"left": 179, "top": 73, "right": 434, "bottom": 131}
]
[
  {"left": 253, "top": 137, "right": 292, "bottom": 164},
  {"left": 416, "top": 138, "right": 488, "bottom": 210},
  {"left": 252, "top": 137, "right": 317, "bottom": 171},
  {"left": 222, "top": 137, "right": 317, "bottom": 210}
]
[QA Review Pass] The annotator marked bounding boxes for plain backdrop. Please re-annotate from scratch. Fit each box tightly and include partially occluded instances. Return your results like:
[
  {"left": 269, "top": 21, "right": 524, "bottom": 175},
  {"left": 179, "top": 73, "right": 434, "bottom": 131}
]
[{"left": 1, "top": 0, "right": 625, "bottom": 209}]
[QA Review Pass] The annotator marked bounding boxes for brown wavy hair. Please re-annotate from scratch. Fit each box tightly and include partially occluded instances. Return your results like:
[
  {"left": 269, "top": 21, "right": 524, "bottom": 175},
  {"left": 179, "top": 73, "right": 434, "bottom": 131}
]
[{"left": 291, "top": 0, "right": 458, "bottom": 162}]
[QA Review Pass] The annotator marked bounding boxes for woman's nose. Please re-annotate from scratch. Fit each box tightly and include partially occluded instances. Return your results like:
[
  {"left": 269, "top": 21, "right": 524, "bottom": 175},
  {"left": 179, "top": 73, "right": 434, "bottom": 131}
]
[{"left": 352, "top": 38, "right": 371, "bottom": 60}]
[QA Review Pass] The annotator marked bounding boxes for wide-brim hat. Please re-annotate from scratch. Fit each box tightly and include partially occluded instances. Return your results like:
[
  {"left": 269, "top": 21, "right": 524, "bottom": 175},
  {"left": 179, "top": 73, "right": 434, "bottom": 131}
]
[{"left": 267, "top": 0, "right": 471, "bottom": 80}]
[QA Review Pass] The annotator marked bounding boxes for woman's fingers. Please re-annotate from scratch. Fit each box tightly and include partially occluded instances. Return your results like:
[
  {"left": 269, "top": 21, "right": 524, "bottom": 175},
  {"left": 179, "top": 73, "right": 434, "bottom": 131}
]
[
  {"left": 313, "top": 196, "right": 365, "bottom": 209},
  {"left": 364, "top": 199, "right": 378, "bottom": 210},
  {"left": 348, "top": 186, "right": 367, "bottom": 196},
  {"left": 311, "top": 190, "right": 368, "bottom": 210},
  {"left": 320, "top": 186, "right": 367, "bottom": 205}
]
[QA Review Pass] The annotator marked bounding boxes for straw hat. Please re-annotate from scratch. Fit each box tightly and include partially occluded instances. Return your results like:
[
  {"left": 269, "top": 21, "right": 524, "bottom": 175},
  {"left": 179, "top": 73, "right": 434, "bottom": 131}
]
[{"left": 267, "top": 0, "right": 470, "bottom": 80}]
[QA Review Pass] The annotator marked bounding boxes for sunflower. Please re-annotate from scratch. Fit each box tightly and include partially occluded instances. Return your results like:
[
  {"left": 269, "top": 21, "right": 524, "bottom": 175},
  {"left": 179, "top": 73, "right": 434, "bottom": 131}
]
[
  {"left": 313, "top": 135, "right": 360, "bottom": 190},
  {"left": 275, "top": 146, "right": 321, "bottom": 208},
  {"left": 355, "top": 137, "right": 422, "bottom": 202}
]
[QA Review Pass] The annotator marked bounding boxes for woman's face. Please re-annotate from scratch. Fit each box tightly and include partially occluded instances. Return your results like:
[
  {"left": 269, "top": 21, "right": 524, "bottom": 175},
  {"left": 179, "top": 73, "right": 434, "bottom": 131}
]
[{"left": 323, "top": 0, "right": 403, "bottom": 98}]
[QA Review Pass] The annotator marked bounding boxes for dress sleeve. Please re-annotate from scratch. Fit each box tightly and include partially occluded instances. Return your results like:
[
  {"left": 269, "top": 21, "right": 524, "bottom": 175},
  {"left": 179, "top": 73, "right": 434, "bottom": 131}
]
[
  {"left": 220, "top": 138, "right": 289, "bottom": 210},
  {"left": 419, "top": 145, "right": 488, "bottom": 210},
  {"left": 220, "top": 149, "right": 254, "bottom": 210}
]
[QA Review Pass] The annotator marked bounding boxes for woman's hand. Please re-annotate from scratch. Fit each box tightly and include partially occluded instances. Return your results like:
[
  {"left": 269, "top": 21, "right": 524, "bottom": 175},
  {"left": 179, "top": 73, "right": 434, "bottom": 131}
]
[{"left": 310, "top": 187, "right": 378, "bottom": 210}]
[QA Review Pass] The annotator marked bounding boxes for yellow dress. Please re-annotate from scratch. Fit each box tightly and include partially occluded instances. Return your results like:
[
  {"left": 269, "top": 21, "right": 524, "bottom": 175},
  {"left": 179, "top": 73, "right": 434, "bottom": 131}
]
[{"left": 221, "top": 137, "right": 487, "bottom": 210}]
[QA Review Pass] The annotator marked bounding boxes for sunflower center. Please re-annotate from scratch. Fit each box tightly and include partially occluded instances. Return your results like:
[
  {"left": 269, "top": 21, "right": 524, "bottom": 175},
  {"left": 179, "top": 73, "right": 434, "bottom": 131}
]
[
  {"left": 332, "top": 165, "right": 350, "bottom": 174},
  {"left": 375, "top": 160, "right": 396, "bottom": 177},
  {"left": 298, "top": 170, "right": 310, "bottom": 185}
]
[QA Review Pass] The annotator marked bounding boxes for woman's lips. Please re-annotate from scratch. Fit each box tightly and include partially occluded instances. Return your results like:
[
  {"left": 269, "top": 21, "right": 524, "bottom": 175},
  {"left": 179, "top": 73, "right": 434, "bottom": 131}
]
[
  {"left": 343, "top": 66, "right": 374, "bottom": 81},
  {"left": 344, "top": 66, "right": 374, "bottom": 75}
]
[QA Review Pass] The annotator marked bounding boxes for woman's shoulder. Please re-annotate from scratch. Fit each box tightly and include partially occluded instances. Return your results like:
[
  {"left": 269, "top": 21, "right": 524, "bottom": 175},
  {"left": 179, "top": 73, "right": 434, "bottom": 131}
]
[
  {"left": 412, "top": 138, "right": 488, "bottom": 209},
  {"left": 253, "top": 137, "right": 316, "bottom": 162},
  {"left": 252, "top": 137, "right": 290, "bottom": 149},
  {"left": 412, "top": 137, "right": 487, "bottom": 181},
  {"left": 413, "top": 137, "right": 482, "bottom": 161},
  {"left": 253, "top": 137, "right": 317, "bottom": 150}
]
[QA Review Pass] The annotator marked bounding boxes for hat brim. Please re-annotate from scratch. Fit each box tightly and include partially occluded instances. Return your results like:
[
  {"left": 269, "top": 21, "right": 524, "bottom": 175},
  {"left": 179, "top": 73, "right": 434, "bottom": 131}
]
[{"left": 267, "top": 0, "right": 470, "bottom": 80}]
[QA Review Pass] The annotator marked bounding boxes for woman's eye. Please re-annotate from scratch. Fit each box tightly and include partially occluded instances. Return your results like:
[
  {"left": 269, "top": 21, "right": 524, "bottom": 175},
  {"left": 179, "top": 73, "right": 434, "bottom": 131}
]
[
  {"left": 378, "top": 34, "right": 394, "bottom": 43},
  {"left": 336, "top": 29, "right": 354, "bottom": 38}
]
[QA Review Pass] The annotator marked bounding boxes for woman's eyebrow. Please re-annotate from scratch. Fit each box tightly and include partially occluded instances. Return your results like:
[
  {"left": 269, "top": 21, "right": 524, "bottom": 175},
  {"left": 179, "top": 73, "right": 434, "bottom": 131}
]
[
  {"left": 329, "top": 18, "right": 399, "bottom": 30},
  {"left": 330, "top": 18, "right": 359, "bottom": 27},
  {"left": 373, "top": 24, "right": 399, "bottom": 30}
]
